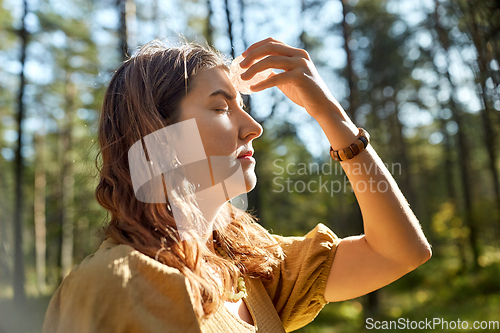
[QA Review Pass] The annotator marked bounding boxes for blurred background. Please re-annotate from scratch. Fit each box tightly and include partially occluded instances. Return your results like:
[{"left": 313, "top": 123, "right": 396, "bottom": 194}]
[{"left": 0, "top": 0, "right": 499, "bottom": 332}]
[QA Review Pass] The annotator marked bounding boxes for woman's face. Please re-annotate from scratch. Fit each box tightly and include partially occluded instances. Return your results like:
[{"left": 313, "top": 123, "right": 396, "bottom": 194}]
[{"left": 177, "top": 66, "right": 263, "bottom": 193}]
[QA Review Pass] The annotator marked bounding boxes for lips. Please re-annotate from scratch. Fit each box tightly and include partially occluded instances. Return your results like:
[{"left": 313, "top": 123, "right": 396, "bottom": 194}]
[{"left": 237, "top": 150, "right": 254, "bottom": 158}]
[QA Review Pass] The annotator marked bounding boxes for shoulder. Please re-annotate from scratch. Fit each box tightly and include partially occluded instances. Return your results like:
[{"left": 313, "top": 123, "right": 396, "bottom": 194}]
[
  {"left": 66, "top": 238, "right": 187, "bottom": 292},
  {"left": 270, "top": 223, "right": 340, "bottom": 248}
]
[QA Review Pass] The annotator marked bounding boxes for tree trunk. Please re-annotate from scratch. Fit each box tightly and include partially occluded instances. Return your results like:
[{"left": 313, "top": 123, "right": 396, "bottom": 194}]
[
  {"left": 442, "top": 123, "right": 468, "bottom": 272},
  {"left": 476, "top": 81, "right": 500, "bottom": 233},
  {"left": 365, "top": 289, "right": 379, "bottom": 319},
  {"left": 465, "top": 9, "right": 500, "bottom": 232},
  {"left": 116, "top": 0, "right": 129, "bottom": 61},
  {"left": 223, "top": 0, "right": 235, "bottom": 59},
  {"left": 13, "top": 0, "right": 28, "bottom": 307},
  {"left": 34, "top": 127, "right": 47, "bottom": 293},
  {"left": 445, "top": 71, "right": 480, "bottom": 269},
  {"left": 390, "top": 97, "right": 416, "bottom": 207},
  {"left": 453, "top": 0, "right": 500, "bottom": 237},
  {"left": 341, "top": 0, "right": 358, "bottom": 120},
  {"left": 436, "top": 93, "right": 468, "bottom": 271},
  {"left": 125, "top": 0, "right": 137, "bottom": 53},
  {"left": 205, "top": 0, "right": 214, "bottom": 46},
  {"left": 434, "top": 0, "right": 481, "bottom": 268},
  {"left": 0, "top": 137, "right": 11, "bottom": 283},
  {"left": 60, "top": 73, "right": 76, "bottom": 279}
]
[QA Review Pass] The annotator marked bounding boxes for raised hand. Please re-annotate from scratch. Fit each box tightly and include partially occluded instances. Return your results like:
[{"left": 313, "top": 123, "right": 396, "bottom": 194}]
[{"left": 239, "top": 37, "right": 341, "bottom": 120}]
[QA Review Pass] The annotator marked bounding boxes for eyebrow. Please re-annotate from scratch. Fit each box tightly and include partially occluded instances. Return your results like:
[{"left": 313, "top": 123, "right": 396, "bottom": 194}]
[{"left": 209, "top": 89, "right": 244, "bottom": 108}]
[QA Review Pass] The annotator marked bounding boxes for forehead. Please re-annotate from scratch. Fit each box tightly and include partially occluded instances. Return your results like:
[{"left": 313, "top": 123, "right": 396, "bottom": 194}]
[{"left": 189, "top": 66, "right": 242, "bottom": 103}]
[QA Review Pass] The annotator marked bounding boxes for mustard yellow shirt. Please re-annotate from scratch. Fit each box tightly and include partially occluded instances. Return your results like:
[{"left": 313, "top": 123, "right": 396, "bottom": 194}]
[{"left": 42, "top": 223, "right": 340, "bottom": 333}]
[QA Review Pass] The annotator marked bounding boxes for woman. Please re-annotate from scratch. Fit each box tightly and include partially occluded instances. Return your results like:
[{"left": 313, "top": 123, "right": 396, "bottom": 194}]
[{"left": 42, "top": 37, "right": 432, "bottom": 333}]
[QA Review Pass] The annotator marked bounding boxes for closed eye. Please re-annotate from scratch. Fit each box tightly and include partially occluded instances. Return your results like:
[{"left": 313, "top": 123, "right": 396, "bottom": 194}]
[{"left": 215, "top": 108, "right": 232, "bottom": 114}]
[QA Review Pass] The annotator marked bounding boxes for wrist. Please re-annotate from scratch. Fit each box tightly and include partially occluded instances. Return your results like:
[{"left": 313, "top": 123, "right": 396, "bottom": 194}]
[
  {"left": 310, "top": 98, "right": 354, "bottom": 125},
  {"left": 315, "top": 111, "right": 359, "bottom": 149},
  {"left": 330, "top": 128, "right": 370, "bottom": 162}
]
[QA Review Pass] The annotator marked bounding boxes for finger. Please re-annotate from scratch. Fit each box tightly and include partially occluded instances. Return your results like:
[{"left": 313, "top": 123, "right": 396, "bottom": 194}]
[
  {"left": 240, "top": 42, "right": 307, "bottom": 69},
  {"left": 241, "top": 55, "right": 295, "bottom": 81},
  {"left": 242, "top": 37, "right": 279, "bottom": 57},
  {"left": 249, "top": 71, "right": 294, "bottom": 92}
]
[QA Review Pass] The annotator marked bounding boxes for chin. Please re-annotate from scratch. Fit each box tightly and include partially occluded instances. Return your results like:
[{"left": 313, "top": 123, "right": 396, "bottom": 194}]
[{"left": 244, "top": 173, "right": 257, "bottom": 193}]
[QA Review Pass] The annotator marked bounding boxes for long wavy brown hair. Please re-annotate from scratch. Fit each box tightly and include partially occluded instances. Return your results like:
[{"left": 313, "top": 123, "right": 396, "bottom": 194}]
[{"left": 95, "top": 40, "right": 283, "bottom": 320}]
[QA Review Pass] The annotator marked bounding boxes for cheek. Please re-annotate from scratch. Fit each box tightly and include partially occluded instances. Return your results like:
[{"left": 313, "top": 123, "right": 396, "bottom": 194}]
[{"left": 198, "top": 117, "right": 238, "bottom": 155}]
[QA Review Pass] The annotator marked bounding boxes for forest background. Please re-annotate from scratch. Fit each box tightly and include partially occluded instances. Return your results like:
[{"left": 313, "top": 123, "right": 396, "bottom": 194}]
[{"left": 0, "top": 0, "right": 499, "bottom": 332}]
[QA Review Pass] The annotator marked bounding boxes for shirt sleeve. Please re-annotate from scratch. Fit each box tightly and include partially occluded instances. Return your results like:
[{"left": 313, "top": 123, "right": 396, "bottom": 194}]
[
  {"left": 261, "top": 223, "right": 341, "bottom": 332},
  {"left": 42, "top": 241, "right": 201, "bottom": 333}
]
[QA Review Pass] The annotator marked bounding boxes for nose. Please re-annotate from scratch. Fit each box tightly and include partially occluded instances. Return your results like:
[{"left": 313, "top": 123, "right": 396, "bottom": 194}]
[{"left": 238, "top": 108, "right": 263, "bottom": 142}]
